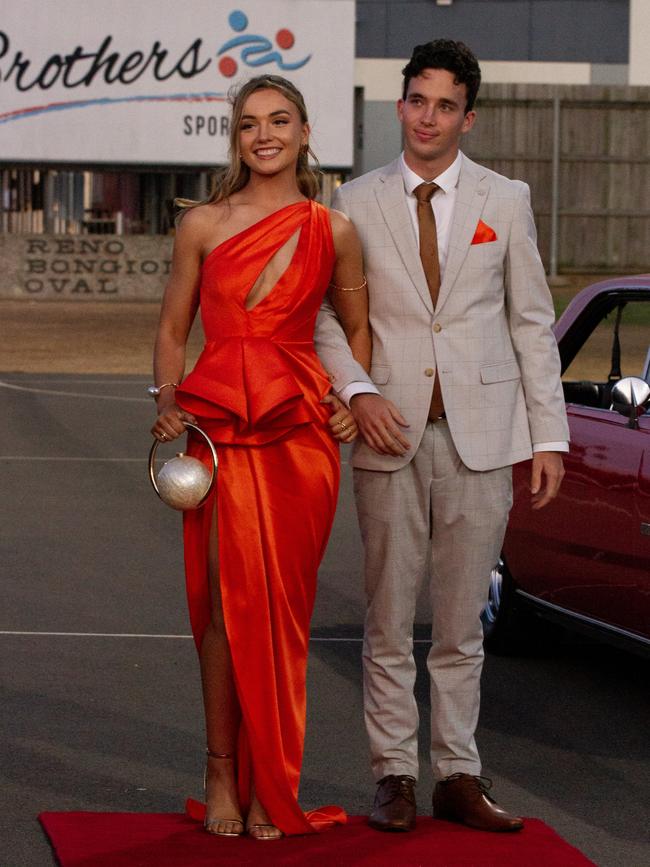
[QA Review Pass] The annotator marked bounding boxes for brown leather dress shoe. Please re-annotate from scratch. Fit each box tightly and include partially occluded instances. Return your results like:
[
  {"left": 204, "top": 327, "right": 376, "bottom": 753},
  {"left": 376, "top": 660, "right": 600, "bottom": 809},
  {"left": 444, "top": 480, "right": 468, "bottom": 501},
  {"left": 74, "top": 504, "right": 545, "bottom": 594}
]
[
  {"left": 432, "top": 773, "right": 524, "bottom": 832},
  {"left": 368, "top": 774, "right": 417, "bottom": 832}
]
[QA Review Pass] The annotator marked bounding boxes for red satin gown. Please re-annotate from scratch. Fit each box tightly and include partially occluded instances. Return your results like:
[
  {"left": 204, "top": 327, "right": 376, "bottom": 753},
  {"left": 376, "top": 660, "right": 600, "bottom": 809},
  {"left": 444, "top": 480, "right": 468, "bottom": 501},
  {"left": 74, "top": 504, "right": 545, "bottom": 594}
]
[{"left": 174, "top": 200, "right": 345, "bottom": 835}]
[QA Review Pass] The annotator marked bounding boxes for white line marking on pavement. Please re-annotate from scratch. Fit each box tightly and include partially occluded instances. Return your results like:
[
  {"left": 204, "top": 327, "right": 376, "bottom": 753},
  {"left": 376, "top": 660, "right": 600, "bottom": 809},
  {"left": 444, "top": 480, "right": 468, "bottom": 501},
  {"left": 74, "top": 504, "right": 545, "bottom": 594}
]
[
  {"left": 0, "top": 631, "right": 192, "bottom": 638},
  {"left": 0, "top": 630, "right": 430, "bottom": 643},
  {"left": 1, "top": 455, "right": 349, "bottom": 465},
  {"left": 0, "top": 378, "right": 148, "bottom": 384},
  {"left": 0, "top": 456, "right": 144, "bottom": 462},
  {"left": 0, "top": 379, "right": 149, "bottom": 402}
]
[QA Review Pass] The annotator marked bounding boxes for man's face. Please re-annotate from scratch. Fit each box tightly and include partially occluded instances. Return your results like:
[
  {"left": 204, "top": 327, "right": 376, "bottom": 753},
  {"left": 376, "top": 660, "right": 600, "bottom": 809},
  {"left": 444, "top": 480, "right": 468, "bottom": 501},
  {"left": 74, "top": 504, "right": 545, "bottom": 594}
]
[{"left": 397, "top": 68, "right": 476, "bottom": 171}]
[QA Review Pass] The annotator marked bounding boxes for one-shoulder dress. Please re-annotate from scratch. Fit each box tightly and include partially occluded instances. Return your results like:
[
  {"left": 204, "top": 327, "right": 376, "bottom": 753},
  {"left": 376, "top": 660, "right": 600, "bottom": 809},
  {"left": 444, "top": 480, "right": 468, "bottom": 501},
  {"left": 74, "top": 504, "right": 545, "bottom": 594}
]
[{"left": 174, "top": 200, "right": 344, "bottom": 835}]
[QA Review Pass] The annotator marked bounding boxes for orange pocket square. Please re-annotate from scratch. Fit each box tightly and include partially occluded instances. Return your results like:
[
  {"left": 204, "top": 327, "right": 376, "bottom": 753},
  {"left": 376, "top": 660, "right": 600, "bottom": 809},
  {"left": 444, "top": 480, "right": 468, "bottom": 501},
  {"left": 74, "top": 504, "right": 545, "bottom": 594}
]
[{"left": 471, "top": 220, "right": 498, "bottom": 244}]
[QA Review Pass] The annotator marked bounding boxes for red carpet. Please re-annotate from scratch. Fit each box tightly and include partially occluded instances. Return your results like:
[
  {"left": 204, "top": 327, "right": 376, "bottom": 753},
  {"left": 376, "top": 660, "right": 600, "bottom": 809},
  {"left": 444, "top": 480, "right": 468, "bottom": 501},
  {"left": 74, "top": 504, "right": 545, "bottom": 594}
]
[{"left": 39, "top": 812, "right": 596, "bottom": 866}]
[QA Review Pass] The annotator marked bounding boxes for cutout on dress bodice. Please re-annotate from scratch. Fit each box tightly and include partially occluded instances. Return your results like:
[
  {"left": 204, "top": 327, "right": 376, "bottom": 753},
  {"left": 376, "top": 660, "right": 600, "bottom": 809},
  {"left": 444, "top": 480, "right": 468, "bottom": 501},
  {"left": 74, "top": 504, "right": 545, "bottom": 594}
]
[{"left": 245, "top": 227, "right": 302, "bottom": 311}]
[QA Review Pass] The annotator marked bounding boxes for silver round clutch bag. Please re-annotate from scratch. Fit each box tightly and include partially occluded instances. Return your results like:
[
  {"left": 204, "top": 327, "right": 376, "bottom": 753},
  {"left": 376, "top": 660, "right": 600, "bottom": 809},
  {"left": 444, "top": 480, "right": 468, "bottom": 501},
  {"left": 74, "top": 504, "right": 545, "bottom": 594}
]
[{"left": 148, "top": 422, "right": 217, "bottom": 510}]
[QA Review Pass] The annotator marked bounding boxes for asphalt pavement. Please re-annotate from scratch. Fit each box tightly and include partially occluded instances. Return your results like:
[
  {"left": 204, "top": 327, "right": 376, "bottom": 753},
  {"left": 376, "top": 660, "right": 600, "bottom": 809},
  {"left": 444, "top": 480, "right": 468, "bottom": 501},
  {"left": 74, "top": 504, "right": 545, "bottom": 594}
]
[{"left": 1, "top": 372, "right": 649, "bottom": 867}]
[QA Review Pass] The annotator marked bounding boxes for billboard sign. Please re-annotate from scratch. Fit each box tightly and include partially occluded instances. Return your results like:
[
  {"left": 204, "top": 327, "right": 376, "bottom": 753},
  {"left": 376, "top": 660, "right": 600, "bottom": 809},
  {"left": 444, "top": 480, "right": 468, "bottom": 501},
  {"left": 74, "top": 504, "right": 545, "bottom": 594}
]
[{"left": 0, "top": 1, "right": 355, "bottom": 166}]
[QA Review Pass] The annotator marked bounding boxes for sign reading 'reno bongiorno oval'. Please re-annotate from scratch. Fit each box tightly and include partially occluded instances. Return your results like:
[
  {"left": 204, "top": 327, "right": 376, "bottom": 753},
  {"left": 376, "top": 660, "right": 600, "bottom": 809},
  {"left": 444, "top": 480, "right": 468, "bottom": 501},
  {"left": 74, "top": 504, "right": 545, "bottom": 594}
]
[{"left": 0, "top": 0, "right": 355, "bottom": 166}]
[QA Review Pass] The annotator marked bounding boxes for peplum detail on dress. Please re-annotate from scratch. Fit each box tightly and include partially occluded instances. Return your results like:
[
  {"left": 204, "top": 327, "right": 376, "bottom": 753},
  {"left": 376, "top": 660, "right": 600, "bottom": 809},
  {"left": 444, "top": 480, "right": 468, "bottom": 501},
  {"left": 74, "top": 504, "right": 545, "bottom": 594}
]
[{"left": 176, "top": 336, "right": 318, "bottom": 444}]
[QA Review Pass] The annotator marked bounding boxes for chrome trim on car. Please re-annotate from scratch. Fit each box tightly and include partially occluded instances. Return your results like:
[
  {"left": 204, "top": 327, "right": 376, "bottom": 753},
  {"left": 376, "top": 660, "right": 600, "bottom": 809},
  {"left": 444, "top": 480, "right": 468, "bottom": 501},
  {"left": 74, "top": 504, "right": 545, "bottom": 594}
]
[
  {"left": 514, "top": 590, "right": 650, "bottom": 646},
  {"left": 483, "top": 559, "right": 503, "bottom": 626}
]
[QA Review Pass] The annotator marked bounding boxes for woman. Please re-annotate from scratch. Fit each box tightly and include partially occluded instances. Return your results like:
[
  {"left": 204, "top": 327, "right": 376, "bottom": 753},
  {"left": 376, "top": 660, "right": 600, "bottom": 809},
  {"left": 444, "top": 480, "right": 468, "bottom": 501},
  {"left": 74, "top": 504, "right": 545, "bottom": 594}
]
[{"left": 151, "top": 74, "right": 370, "bottom": 840}]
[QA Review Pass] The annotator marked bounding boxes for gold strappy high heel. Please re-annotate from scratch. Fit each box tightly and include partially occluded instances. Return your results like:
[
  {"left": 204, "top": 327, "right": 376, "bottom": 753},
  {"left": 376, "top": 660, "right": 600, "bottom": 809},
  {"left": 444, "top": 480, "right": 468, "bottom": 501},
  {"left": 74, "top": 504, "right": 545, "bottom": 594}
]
[
  {"left": 246, "top": 789, "right": 283, "bottom": 841},
  {"left": 247, "top": 822, "right": 283, "bottom": 841},
  {"left": 203, "top": 749, "right": 245, "bottom": 837}
]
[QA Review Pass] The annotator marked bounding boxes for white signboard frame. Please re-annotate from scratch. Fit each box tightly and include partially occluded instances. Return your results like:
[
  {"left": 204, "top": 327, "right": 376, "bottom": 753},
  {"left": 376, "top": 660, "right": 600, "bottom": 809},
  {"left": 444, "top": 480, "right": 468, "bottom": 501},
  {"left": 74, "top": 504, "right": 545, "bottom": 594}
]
[{"left": 0, "top": 1, "right": 355, "bottom": 166}]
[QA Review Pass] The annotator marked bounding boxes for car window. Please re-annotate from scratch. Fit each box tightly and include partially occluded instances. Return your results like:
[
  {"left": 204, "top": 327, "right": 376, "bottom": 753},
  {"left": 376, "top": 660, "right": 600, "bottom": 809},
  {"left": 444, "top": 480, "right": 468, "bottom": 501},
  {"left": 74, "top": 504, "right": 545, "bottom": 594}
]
[{"left": 562, "top": 300, "right": 650, "bottom": 408}]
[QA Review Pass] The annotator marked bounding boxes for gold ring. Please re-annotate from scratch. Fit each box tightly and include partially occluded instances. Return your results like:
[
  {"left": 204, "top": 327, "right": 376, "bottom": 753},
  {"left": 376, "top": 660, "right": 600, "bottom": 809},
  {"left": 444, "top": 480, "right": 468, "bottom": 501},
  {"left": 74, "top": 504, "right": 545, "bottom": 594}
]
[
  {"left": 339, "top": 421, "right": 347, "bottom": 430},
  {"left": 160, "top": 432, "right": 167, "bottom": 440}
]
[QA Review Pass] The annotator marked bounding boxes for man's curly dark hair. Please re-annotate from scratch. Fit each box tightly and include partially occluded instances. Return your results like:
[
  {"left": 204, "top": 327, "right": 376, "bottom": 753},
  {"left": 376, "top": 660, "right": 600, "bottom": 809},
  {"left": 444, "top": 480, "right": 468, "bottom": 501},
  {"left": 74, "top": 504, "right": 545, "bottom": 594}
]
[{"left": 401, "top": 40, "right": 481, "bottom": 112}]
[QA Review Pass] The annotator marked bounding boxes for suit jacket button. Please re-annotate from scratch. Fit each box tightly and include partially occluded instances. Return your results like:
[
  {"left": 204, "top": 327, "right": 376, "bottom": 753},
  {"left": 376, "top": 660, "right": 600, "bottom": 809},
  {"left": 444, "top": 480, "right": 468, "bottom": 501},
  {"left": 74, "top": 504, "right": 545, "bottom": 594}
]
[
  {"left": 424, "top": 368, "right": 434, "bottom": 377},
  {"left": 433, "top": 323, "right": 442, "bottom": 333}
]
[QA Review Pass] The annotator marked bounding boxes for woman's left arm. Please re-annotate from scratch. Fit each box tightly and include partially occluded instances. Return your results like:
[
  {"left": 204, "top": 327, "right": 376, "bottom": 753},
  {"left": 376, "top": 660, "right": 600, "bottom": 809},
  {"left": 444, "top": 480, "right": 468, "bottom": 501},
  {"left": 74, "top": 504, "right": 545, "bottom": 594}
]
[{"left": 329, "top": 210, "right": 372, "bottom": 373}]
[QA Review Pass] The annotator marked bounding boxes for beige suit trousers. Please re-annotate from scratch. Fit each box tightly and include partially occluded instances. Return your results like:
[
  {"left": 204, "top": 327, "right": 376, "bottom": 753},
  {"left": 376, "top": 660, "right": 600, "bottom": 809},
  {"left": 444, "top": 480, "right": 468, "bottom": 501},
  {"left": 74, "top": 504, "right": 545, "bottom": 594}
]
[{"left": 354, "top": 420, "right": 513, "bottom": 781}]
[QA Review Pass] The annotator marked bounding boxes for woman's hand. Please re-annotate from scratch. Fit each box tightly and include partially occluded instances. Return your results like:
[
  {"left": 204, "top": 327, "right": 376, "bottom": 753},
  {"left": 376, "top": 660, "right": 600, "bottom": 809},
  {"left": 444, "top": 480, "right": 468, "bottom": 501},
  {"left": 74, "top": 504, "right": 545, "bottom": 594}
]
[
  {"left": 321, "top": 393, "right": 358, "bottom": 443},
  {"left": 151, "top": 402, "right": 198, "bottom": 442}
]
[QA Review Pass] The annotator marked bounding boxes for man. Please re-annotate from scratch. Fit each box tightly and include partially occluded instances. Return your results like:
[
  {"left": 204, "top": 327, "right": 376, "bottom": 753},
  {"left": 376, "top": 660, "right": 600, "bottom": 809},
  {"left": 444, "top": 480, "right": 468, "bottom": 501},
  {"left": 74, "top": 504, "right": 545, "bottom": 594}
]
[{"left": 315, "top": 40, "right": 568, "bottom": 833}]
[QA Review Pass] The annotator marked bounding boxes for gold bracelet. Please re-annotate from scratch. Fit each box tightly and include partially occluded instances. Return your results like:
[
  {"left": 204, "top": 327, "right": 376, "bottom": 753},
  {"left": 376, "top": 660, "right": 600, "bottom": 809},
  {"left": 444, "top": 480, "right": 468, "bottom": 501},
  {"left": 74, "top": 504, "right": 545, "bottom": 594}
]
[{"left": 329, "top": 276, "right": 367, "bottom": 292}]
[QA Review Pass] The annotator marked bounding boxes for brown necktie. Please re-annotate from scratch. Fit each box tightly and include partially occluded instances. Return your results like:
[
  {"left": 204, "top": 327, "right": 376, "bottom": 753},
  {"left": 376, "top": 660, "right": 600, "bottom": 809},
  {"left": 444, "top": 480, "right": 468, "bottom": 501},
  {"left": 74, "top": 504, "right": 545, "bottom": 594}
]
[{"left": 414, "top": 182, "right": 444, "bottom": 419}]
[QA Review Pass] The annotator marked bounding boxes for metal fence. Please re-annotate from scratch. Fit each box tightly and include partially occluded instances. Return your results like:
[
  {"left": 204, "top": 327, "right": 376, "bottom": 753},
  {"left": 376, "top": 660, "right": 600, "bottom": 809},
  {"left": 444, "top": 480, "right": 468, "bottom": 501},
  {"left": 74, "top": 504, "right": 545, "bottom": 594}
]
[
  {"left": 0, "top": 168, "right": 211, "bottom": 236},
  {"left": 0, "top": 167, "right": 344, "bottom": 237},
  {"left": 464, "top": 83, "right": 650, "bottom": 273}
]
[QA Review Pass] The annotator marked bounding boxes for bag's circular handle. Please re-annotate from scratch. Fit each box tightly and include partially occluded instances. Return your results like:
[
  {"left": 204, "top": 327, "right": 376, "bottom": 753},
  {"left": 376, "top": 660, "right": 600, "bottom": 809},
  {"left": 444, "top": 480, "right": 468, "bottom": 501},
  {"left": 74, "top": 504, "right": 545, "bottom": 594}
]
[{"left": 148, "top": 422, "right": 218, "bottom": 507}]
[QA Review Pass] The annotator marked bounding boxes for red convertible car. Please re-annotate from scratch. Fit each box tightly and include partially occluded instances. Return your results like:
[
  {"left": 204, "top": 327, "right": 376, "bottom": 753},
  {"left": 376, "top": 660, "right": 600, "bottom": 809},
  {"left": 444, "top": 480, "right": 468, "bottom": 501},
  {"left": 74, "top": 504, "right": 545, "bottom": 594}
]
[{"left": 483, "top": 277, "right": 650, "bottom": 655}]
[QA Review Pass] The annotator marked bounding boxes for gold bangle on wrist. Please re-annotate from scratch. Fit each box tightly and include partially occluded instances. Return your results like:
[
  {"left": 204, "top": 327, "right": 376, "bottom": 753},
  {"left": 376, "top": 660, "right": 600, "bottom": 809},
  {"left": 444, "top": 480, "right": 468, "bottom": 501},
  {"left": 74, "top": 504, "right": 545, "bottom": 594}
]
[{"left": 329, "top": 276, "right": 367, "bottom": 292}]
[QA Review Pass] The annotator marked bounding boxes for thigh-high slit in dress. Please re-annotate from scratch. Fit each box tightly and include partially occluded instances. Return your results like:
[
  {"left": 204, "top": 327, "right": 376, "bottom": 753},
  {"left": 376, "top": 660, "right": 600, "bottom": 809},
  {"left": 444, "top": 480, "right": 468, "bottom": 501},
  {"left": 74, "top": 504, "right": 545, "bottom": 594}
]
[{"left": 174, "top": 201, "right": 345, "bottom": 836}]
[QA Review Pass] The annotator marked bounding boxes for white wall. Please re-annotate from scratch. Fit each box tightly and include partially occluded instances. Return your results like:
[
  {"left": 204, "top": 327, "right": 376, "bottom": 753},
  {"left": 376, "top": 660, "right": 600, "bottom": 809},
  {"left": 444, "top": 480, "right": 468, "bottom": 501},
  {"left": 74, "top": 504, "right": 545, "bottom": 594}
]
[{"left": 629, "top": 0, "right": 650, "bottom": 85}]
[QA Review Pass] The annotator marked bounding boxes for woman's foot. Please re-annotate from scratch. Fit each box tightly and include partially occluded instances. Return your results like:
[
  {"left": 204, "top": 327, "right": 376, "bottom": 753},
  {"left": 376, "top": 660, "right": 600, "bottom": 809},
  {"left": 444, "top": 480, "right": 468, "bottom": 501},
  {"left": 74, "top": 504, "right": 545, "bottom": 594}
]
[
  {"left": 204, "top": 752, "right": 244, "bottom": 837},
  {"left": 246, "top": 792, "right": 283, "bottom": 840}
]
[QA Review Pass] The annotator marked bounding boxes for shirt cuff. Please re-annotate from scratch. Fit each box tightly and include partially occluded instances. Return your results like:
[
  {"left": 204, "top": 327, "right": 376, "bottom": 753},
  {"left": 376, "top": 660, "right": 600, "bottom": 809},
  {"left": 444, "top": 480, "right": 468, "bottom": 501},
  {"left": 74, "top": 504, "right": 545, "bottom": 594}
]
[
  {"left": 338, "top": 381, "right": 380, "bottom": 407},
  {"left": 532, "top": 441, "right": 569, "bottom": 453}
]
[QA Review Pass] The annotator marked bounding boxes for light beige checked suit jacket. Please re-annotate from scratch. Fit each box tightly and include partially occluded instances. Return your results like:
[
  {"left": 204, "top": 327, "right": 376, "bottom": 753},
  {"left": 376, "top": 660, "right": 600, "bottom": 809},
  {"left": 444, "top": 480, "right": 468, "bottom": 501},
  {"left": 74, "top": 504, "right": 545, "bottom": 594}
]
[{"left": 315, "top": 153, "right": 569, "bottom": 473}]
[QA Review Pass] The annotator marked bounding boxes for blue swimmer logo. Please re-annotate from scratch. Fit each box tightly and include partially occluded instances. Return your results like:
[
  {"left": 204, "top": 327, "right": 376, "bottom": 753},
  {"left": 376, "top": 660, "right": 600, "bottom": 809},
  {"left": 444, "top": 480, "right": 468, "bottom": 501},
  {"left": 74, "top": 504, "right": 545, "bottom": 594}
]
[{"left": 217, "top": 9, "right": 311, "bottom": 78}]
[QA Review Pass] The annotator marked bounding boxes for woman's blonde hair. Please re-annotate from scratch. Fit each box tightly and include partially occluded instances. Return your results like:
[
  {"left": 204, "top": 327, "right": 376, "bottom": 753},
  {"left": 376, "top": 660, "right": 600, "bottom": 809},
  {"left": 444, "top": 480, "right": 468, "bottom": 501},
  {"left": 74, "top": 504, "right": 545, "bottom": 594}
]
[{"left": 177, "top": 75, "right": 320, "bottom": 210}]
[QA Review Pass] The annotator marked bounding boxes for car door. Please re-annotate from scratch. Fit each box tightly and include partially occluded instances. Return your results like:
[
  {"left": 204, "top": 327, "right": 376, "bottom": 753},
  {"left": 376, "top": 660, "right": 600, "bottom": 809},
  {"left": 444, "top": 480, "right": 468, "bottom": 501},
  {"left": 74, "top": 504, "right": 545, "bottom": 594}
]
[
  {"left": 553, "top": 406, "right": 648, "bottom": 636},
  {"left": 504, "top": 287, "right": 650, "bottom": 639},
  {"left": 506, "top": 406, "right": 648, "bottom": 637},
  {"left": 634, "top": 413, "right": 650, "bottom": 637}
]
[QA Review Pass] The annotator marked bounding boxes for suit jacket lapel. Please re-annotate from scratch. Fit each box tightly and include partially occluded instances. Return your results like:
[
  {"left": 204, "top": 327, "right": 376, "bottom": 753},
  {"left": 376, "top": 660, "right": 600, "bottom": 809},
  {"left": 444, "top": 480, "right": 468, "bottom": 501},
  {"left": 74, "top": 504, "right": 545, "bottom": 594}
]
[
  {"left": 436, "top": 156, "right": 489, "bottom": 314},
  {"left": 375, "top": 161, "right": 434, "bottom": 314}
]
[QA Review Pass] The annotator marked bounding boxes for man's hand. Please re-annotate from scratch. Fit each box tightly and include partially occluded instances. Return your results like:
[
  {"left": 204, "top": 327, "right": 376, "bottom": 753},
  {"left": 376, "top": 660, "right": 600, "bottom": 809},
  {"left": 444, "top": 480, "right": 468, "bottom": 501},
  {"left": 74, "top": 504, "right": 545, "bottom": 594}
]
[
  {"left": 530, "top": 451, "right": 565, "bottom": 510},
  {"left": 350, "top": 394, "right": 410, "bottom": 456}
]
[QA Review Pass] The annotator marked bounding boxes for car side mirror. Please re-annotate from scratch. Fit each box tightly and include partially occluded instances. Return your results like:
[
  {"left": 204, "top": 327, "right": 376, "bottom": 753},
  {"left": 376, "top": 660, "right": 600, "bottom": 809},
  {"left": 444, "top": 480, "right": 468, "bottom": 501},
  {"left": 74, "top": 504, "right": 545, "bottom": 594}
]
[{"left": 610, "top": 376, "right": 650, "bottom": 429}]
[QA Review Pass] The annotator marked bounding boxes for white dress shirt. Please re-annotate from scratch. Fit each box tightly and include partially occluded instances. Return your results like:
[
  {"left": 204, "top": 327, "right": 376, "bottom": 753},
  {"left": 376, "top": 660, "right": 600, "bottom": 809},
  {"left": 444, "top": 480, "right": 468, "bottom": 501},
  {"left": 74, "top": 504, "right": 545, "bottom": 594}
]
[{"left": 337, "top": 151, "right": 568, "bottom": 454}]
